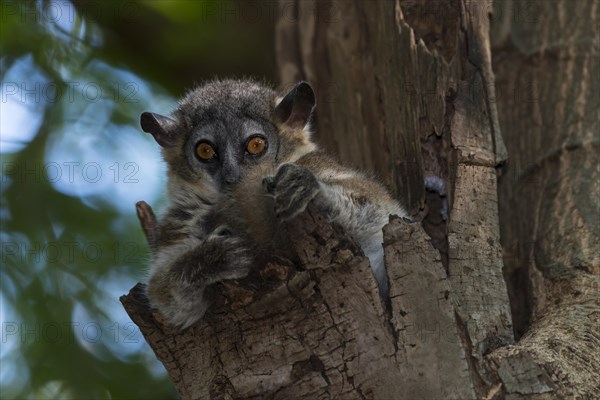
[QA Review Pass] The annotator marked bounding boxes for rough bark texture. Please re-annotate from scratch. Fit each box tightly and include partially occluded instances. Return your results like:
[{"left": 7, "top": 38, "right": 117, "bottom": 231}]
[
  {"left": 121, "top": 0, "right": 599, "bottom": 398},
  {"left": 489, "top": 0, "right": 600, "bottom": 397},
  {"left": 123, "top": 205, "right": 480, "bottom": 399},
  {"left": 276, "top": 0, "right": 514, "bottom": 395},
  {"left": 123, "top": 208, "right": 419, "bottom": 399}
]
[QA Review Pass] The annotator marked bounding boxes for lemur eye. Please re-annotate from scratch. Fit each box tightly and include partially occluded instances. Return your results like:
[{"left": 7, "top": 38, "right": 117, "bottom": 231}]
[
  {"left": 196, "top": 142, "right": 216, "bottom": 161},
  {"left": 246, "top": 136, "right": 267, "bottom": 155}
]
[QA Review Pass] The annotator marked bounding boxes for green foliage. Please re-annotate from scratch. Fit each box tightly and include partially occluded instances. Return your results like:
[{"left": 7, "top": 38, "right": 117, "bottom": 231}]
[{"left": 0, "top": 0, "right": 276, "bottom": 398}]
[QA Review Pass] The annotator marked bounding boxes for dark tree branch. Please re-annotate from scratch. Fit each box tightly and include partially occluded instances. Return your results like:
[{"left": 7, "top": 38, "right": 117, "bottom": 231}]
[{"left": 135, "top": 201, "right": 157, "bottom": 250}]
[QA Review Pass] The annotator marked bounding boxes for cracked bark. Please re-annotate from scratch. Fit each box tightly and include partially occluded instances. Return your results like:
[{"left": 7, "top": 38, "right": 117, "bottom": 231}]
[
  {"left": 123, "top": 207, "right": 411, "bottom": 399},
  {"left": 490, "top": 0, "right": 599, "bottom": 398},
  {"left": 121, "top": 0, "right": 598, "bottom": 398},
  {"left": 276, "top": 0, "right": 514, "bottom": 395}
]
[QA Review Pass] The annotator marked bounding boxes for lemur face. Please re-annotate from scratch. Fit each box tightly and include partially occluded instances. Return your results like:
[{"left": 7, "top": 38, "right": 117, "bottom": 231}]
[
  {"left": 141, "top": 80, "right": 281, "bottom": 188},
  {"left": 181, "top": 110, "right": 280, "bottom": 187},
  {"left": 140, "top": 80, "right": 315, "bottom": 188}
]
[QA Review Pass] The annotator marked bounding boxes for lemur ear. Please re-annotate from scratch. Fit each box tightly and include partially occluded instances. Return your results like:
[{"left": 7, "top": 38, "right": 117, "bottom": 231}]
[
  {"left": 140, "top": 112, "right": 178, "bottom": 147},
  {"left": 273, "top": 81, "right": 315, "bottom": 129}
]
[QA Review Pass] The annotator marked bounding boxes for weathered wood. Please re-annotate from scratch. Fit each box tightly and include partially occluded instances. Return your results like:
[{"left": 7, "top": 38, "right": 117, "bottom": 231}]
[
  {"left": 488, "top": 0, "right": 600, "bottom": 397},
  {"left": 384, "top": 218, "right": 476, "bottom": 399},
  {"left": 122, "top": 208, "right": 417, "bottom": 399},
  {"left": 276, "top": 1, "right": 513, "bottom": 397},
  {"left": 278, "top": 0, "right": 428, "bottom": 214},
  {"left": 123, "top": 203, "right": 487, "bottom": 399}
]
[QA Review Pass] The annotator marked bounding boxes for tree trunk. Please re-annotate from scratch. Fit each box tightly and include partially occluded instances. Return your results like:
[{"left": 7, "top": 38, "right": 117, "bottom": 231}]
[
  {"left": 121, "top": 0, "right": 599, "bottom": 398},
  {"left": 275, "top": 0, "right": 515, "bottom": 395},
  {"left": 489, "top": 0, "right": 600, "bottom": 397}
]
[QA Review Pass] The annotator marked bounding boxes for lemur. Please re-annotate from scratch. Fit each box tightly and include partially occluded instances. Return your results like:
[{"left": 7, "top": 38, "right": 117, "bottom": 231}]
[{"left": 140, "top": 80, "right": 407, "bottom": 328}]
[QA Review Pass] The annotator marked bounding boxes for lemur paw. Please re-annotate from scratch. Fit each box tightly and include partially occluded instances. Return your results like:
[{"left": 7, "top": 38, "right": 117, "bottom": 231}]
[
  {"left": 263, "top": 163, "right": 320, "bottom": 220},
  {"left": 147, "top": 235, "right": 254, "bottom": 328}
]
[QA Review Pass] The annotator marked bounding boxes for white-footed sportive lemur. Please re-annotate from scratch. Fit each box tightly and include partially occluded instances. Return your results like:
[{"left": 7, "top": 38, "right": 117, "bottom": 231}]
[{"left": 140, "top": 80, "right": 407, "bottom": 328}]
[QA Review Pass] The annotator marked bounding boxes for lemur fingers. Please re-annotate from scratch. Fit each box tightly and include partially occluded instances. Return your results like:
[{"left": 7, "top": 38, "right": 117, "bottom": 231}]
[{"left": 264, "top": 163, "right": 320, "bottom": 220}]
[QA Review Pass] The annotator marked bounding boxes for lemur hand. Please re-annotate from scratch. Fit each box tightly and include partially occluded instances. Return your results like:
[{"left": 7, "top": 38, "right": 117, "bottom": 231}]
[{"left": 263, "top": 163, "right": 320, "bottom": 220}]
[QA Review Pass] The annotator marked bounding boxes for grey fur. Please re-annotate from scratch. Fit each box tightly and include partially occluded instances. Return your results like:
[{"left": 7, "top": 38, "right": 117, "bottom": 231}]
[{"left": 142, "top": 79, "right": 407, "bottom": 329}]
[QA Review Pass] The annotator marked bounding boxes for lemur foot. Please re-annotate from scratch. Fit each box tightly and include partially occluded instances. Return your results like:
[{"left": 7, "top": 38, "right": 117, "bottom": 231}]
[{"left": 147, "top": 234, "right": 253, "bottom": 328}]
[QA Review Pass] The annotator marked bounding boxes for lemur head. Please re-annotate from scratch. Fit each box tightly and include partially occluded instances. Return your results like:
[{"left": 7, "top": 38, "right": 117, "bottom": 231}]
[{"left": 140, "top": 79, "right": 316, "bottom": 190}]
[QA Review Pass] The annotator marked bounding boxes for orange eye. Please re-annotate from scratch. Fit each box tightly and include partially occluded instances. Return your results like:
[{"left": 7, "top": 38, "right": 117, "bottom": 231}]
[
  {"left": 246, "top": 136, "right": 266, "bottom": 155},
  {"left": 196, "top": 142, "right": 216, "bottom": 160}
]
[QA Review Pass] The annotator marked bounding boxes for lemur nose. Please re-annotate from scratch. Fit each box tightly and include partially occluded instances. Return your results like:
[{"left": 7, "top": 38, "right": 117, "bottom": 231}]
[
  {"left": 222, "top": 169, "right": 240, "bottom": 185},
  {"left": 220, "top": 156, "right": 240, "bottom": 185}
]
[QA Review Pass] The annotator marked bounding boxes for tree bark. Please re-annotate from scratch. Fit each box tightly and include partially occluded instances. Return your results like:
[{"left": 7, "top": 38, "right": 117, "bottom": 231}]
[
  {"left": 489, "top": 0, "right": 600, "bottom": 397},
  {"left": 121, "top": 0, "right": 599, "bottom": 398},
  {"left": 276, "top": 0, "right": 514, "bottom": 395}
]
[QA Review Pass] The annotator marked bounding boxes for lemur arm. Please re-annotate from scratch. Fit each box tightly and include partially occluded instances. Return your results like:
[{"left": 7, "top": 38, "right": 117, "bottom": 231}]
[{"left": 267, "top": 151, "right": 405, "bottom": 222}]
